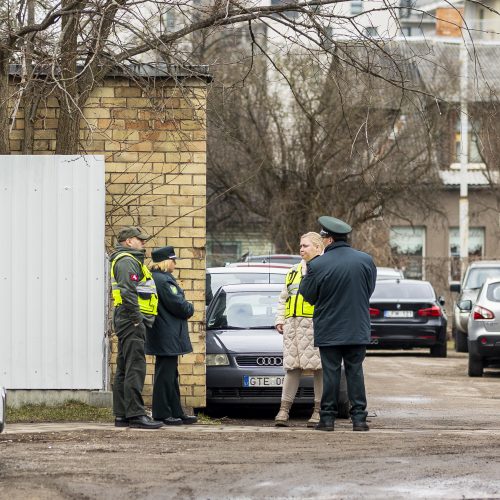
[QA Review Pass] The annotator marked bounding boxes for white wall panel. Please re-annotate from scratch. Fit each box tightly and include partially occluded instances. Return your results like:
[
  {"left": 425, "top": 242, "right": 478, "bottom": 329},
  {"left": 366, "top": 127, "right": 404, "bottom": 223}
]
[{"left": 0, "top": 155, "right": 105, "bottom": 389}]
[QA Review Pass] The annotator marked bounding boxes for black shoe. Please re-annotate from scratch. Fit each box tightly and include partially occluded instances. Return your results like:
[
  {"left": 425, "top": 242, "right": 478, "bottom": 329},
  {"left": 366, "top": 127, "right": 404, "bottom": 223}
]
[
  {"left": 114, "top": 416, "right": 129, "bottom": 428},
  {"left": 128, "top": 415, "right": 164, "bottom": 429},
  {"left": 179, "top": 415, "right": 197, "bottom": 425},
  {"left": 353, "top": 421, "right": 369, "bottom": 432},
  {"left": 163, "top": 417, "right": 183, "bottom": 426},
  {"left": 315, "top": 419, "right": 334, "bottom": 432}
]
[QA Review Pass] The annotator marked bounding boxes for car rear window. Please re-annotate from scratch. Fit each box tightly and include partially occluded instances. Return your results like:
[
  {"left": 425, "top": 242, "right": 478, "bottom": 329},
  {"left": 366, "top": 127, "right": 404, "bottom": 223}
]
[
  {"left": 372, "top": 281, "right": 435, "bottom": 300},
  {"left": 209, "top": 272, "right": 285, "bottom": 296},
  {"left": 486, "top": 282, "right": 500, "bottom": 302},
  {"left": 207, "top": 290, "right": 280, "bottom": 329},
  {"left": 465, "top": 268, "right": 500, "bottom": 290}
]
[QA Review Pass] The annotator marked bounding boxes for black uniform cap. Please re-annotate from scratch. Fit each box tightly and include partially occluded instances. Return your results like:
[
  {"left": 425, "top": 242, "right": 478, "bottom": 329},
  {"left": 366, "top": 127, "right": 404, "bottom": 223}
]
[
  {"left": 152, "top": 246, "right": 177, "bottom": 262},
  {"left": 318, "top": 216, "right": 352, "bottom": 237}
]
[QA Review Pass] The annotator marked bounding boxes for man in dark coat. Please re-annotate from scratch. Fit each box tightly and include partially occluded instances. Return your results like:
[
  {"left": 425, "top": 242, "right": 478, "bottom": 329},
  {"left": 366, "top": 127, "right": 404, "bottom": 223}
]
[
  {"left": 145, "top": 246, "right": 197, "bottom": 425},
  {"left": 300, "top": 216, "right": 377, "bottom": 431}
]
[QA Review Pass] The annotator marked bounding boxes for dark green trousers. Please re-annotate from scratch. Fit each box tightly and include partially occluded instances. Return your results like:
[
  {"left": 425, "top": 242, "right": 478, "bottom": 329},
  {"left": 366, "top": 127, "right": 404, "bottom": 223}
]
[
  {"left": 319, "top": 345, "right": 368, "bottom": 423},
  {"left": 152, "top": 356, "right": 184, "bottom": 420},
  {"left": 112, "top": 323, "right": 147, "bottom": 419}
]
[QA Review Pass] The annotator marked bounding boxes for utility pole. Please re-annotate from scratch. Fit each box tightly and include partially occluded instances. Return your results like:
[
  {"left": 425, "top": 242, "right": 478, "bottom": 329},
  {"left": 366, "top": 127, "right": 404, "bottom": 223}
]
[{"left": 459, "top": 1, "right": 470, "bottom": 278}]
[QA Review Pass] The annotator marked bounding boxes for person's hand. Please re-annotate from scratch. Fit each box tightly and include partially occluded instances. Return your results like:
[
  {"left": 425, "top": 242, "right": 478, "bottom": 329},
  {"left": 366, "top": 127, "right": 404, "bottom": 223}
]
[{"left": 276, "top": 323, "right": 284, "bottom": 334}]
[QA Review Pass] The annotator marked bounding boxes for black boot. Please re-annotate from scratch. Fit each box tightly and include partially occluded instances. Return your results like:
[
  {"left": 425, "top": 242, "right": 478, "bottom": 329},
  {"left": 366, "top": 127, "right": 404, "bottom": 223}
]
[
  {"left": 128, "top": 415, "right": 164, "bottom": 429},
  {"left": 353, "top": 421, "right": 369, "bottom": 431},
  {"left": 315, "top": 417, "right": 334, "bottom": 432}
]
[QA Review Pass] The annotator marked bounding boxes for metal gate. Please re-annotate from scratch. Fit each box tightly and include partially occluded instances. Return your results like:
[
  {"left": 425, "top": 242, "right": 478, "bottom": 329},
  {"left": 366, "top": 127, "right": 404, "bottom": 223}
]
[{"left": 0, "top": 155, "right": 105, "bottom": 389}]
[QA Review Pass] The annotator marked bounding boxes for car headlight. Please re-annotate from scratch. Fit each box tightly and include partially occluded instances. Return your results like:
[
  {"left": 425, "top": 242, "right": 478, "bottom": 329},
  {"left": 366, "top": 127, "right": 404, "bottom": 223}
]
[{"left": 206, "top": 354, "right": 230, "bottom": 366}]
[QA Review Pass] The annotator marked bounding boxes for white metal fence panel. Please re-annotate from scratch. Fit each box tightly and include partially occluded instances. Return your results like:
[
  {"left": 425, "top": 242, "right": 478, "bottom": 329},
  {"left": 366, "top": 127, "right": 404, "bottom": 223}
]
[{"left": 0, "top": 155, "right": 105, "bottom": 389}]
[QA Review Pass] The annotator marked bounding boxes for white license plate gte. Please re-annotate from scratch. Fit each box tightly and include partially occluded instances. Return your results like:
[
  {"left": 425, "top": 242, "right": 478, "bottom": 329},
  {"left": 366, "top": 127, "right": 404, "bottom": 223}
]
[
  {"left": 384, "top": 310, "right": 413, "bottom": 318},
  {"left": 243, "top": 375, "right": 284, "bottom": 387}
]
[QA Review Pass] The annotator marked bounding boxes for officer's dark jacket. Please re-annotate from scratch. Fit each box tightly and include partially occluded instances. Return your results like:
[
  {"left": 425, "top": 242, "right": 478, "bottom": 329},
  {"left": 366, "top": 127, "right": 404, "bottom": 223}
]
[
  {"left": 110, "top": 246, "right": 154, "bottom": 330},
  {"left": 145, "top": 270, "right": 194, "bottom": 356},
  {"left": 300, "top": 241, "right": 377, "bottom": 346}
]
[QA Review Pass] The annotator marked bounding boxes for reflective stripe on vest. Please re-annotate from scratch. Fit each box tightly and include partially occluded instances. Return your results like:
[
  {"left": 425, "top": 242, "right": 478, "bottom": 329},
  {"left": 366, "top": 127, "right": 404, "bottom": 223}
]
[
  {"left": 111, "top": 253, "right": 158, "bottom": 316},
  {"left": 284, "top": 263, "right": 314, "bottom": 318}
]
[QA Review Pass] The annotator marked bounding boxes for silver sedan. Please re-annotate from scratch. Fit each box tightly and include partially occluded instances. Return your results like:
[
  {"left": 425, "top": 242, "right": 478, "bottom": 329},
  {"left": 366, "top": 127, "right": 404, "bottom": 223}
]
[{"left": 466, "top": 278, "right": 500, "bottom": 377}]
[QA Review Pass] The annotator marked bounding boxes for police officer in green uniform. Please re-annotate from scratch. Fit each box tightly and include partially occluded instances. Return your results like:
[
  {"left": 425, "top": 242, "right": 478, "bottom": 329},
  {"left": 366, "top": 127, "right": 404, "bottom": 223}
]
[
  {"left": 110, "top": 227, "right": 163, "bottom": 429},
  {"left": 300, "top": 216, "right": 377, "bottom": 432}
]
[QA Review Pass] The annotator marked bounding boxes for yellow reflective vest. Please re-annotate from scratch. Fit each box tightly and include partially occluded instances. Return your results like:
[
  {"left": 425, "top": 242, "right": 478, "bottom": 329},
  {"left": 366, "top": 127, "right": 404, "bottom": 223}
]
[
  {"left": 285, "top": 263, "right": 314, "bottom": 318},
  {"left": 111, "top": 253, "right": 158, "bottom": 316}
]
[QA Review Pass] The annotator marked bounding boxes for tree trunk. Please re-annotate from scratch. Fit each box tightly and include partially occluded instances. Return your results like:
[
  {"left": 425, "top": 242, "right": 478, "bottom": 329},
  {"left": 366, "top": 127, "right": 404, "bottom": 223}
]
[{"left": 0, "top": 49, "right": 10, "bottom": 154}]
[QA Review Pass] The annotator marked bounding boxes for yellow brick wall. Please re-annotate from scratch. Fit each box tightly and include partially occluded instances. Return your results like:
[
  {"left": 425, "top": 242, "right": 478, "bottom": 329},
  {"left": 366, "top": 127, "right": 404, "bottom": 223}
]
[{"left": 9, "top": 76, "right": 207, "bottom": 408}]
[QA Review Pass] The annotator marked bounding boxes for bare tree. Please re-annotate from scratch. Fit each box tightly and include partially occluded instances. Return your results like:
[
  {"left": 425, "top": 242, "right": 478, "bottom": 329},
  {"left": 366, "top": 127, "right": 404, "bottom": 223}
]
[
  {"left": 207, "top": 49, "right": 449, "bottom": 252},
  {"left": 2, "top": 0, "right": 484, "bottom": 154}
]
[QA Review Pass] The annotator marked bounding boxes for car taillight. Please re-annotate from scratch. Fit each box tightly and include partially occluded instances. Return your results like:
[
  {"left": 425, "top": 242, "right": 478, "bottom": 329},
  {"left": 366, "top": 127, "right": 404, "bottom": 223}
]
[
  {"left": 417, "top": 306, "right": 441, "bottom": 317},
  {"left": 473, "top": 305, "right": 495, "bottom": 320},
  {"left": 369, "top": 307, "right": 380, "bottom": 318}
]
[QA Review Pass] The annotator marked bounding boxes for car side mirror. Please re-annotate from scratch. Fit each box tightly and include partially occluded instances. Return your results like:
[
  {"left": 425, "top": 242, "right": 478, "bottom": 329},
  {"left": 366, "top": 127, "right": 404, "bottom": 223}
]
[
  {"left": 438, "top": 296, "right": 445, "bottom": 306},
  {"left": 450, "top": 283, "right": 461, "bottom": 293},
  {"left": 458, "top": 299, "right": 472, "bottom": 311}
]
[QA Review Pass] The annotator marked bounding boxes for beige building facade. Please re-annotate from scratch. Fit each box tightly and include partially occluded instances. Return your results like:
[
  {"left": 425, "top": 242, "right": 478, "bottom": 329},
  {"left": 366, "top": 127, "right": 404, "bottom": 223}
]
[{"left": 9, "top": 68, "right": 209, "bottom": 408}]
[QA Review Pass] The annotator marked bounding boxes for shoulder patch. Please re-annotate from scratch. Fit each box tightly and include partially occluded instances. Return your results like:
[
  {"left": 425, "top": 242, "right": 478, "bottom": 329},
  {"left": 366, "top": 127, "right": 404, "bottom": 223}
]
[
  {"left": 170, "top": 285, "right": 178, "bottom": 294},
  {"left": 130, "top": 273, "right": 139, "bottom": 282}
]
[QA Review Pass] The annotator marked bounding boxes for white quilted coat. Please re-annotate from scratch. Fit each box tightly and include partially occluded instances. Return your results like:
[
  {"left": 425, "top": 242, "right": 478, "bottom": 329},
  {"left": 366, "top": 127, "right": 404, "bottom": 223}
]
[{"left": 275, "top": 265, "right": 322, "bottom": 371}]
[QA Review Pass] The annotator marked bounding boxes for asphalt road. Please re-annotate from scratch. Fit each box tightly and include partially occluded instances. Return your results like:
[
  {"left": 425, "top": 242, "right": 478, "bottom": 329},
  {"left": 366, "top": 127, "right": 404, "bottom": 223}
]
[{"left": 1, "top": 350, "right": 500, "bottom": 499}]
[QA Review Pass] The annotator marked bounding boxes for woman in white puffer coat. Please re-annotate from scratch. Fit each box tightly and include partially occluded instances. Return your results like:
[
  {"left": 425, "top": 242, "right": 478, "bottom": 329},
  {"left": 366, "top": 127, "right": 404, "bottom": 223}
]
[{"left": 274, "top": 232, "right": 324, "bottom": 427}]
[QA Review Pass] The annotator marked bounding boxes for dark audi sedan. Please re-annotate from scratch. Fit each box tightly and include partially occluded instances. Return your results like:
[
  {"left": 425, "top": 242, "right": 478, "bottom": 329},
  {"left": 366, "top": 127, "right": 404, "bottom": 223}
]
[
  {"left": 369, "top": 279, "right": 447, "bottom": 357},
  {"left": 206, "top": 283, "right": 349, "bottom": 415}
]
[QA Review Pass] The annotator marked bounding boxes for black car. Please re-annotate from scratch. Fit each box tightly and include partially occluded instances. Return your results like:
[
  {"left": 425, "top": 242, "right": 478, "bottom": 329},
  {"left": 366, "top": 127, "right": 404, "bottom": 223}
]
[
  {"left": 206, "top": 283, "right": 349, "bottom": 416},
  {"left": 369, "top": 279, "right": 447, "bottom": 357}
]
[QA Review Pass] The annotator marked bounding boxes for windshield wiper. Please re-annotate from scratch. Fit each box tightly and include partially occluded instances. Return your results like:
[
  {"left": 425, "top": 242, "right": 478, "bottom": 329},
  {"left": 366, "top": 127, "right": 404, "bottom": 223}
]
[{"left": 246, "top": 326, "right": 276, "bottom": 330}]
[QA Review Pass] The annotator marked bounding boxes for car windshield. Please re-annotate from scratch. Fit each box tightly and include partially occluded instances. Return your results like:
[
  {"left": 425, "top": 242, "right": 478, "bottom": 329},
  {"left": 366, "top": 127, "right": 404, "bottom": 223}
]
[
  {"left": 207, "top": 290, "right": 280, "bottom": 330},
  {"left": 372, "top": 281, "right": 435, "bottom": 300},
  {"left": 465, "top": 268, "right": 500, "bottom": 290},
  {"left": 209, "top": 272, "right": 285, "bottom": 296}
]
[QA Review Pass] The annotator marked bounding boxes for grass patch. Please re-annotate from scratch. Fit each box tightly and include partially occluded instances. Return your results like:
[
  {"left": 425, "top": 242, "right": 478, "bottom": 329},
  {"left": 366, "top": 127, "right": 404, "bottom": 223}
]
[
  {"left": 195, "top": 412, "right": 224, "bottom": 425},
  {"left": 7, "top": 400, "right": 114, "bottom": 423}
]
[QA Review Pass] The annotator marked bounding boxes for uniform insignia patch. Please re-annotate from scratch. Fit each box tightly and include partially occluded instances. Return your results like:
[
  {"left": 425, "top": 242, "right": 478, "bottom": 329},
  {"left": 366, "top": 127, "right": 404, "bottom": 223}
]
[
  {"left": 170, "top": 285, "right": 178, "bottom": 294},
  {"left": 130, "top": 273, "right": 139, "bottom": 281}
]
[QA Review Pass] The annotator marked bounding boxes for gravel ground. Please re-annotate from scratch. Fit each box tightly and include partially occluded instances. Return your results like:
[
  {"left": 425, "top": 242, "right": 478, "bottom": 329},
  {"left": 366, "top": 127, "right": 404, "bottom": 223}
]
[{"left": 1, "top": 351, "right": 500, "bottom": 499}]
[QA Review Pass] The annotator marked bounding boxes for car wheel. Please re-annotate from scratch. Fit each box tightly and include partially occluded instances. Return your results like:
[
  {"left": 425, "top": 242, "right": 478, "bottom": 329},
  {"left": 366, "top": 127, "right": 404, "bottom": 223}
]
[
  {"left": 430, "top": 341, "right": 447, "bottom": 358},
  {"left": 455, "top": 330, "right": 468, "bottom": 353},
  {"left": 338, "top": 398, "right": 350, "bottom": 420},
  {"left": 468, "top": 354, "right": 484, "bottom": 377}
]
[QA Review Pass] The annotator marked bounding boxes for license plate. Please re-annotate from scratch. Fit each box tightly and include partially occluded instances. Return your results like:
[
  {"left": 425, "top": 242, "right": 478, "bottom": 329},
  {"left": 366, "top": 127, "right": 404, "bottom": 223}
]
[
  {"left": 384, "top": 310, "right": 413, "bottom": 318},
  {"left": 243, "top": 376, "right": 284, "bottom": 387}
]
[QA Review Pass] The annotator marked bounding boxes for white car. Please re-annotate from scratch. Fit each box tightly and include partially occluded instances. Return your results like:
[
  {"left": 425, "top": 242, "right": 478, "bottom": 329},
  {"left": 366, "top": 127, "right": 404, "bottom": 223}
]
[
  {"left": 376, "top": 267, "right": 404, "bottom": 280},
  {"left": 465, "top": 278, "right": 500, "bottom": 377}
]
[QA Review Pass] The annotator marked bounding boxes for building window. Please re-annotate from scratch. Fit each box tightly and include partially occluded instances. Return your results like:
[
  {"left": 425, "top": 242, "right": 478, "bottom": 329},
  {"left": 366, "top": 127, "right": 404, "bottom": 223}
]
[
  {"left": 364, "top": 26, "right": 379, "bottom": 37},
  {"left": 454, "top": 117, "right": 482, "bottom": 163},
  {"left": 399, "top": 0, "right": 413, "bottom": 19},
  {"left": 390, "top": 226, "right": 425, "bottom": 279},
  {"left": 351, "top": 1, "right": 363, "bottom": 15},
  {"left": 162, "top": 11, "right": 176, "bottom": 33},
  {"left": 449, "top": 227, "right": 485, "bottom": 281},
  {"left": 271, "top": 0, "right": 299, "bottom": 19},
  {"left": 209, "top": 241, "right": 241, "bottom": 267}
]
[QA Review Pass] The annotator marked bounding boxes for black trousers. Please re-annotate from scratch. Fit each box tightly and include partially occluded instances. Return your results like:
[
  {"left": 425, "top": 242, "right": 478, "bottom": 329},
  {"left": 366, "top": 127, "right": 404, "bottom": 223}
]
[
  {"left": 319, "top": 345, "right": 368, "bottom": 423},
  {"left": 113, "top": 323, "right": 147, "bottom": 419},
  {"left": 152, "top": 355, "right": 184, "bottom": 420}
]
